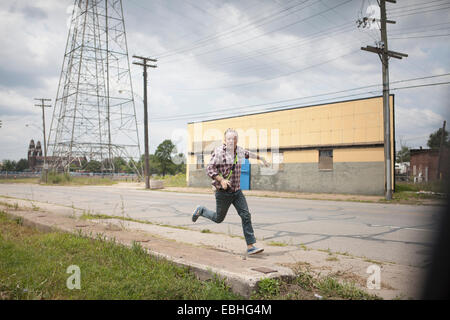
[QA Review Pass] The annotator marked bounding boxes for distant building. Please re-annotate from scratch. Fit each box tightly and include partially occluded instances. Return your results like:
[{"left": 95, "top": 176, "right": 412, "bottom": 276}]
[
  {"left": 395, "top": 162, "right": 410, "bottom": 175},
  {"left": 27, "top": 139, "right": 43, "bottom": 171},
  {"left": 27, "top": 139, "right": 86, "bottom": 172},
  {"left": 410, "top": 147, "right": 450, "bottom": 182}
]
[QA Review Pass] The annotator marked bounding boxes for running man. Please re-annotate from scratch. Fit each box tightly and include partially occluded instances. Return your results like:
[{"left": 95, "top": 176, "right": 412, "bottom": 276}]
[{"left": 192, "top": 128, "right": 270, "bottom": 255}]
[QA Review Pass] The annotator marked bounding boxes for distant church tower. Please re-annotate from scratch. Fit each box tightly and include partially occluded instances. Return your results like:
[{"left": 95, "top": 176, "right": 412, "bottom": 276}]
[{"left": 28, "top": 139, "right": 36, "bottom": 169}]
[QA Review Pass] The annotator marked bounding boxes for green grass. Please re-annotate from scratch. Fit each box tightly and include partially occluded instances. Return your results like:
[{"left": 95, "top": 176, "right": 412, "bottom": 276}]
[
  {"left": 0, "top": 177, "right": 40, "bottom": 184},
  {"left": 152, "top": 173, "right": 187, "bottom": 187},
  {"left": 0, "top": 210, "right": 241, "bottom": 300},
  {"left": 396, "top": 181, "right": 448, "bottom": 193},
  {"left": 0, "top": 173, "right": 118, "bottom": 186},
  {"left": 374, "top": 182, "right": 449, "bottom": 204},
  {"left": 45, "top": 172, "right": 117, "bottom": 186}
]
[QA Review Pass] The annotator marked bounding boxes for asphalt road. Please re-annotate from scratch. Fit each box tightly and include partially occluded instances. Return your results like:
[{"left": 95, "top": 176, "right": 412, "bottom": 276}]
[{"left": 0, "top": 183, "right": 443, "bottom": 268}]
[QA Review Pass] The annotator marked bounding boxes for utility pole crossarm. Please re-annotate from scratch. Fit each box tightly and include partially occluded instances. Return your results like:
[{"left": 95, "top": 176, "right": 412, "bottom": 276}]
[
  {"left": 132, "top": 62, "right": 157, "bottom": 68},
  {"left": 361, "top": 46, "right": 382, "bottom": 54},
  {"left": 361, "top": 46, "right": 408, "bottom": 59},
  {"left": 132, "top": 55, "right": 157, "bottom": 62}
]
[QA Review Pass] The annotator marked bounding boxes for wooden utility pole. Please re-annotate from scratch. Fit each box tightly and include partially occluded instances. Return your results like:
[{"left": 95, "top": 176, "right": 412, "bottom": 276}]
[
  {"left": 437, "top": 120, "right": 447, "bottom": 180},
  {"left": 132, "top": 55, "right": 157, "bottom": 189},
  {"left": 34, "top": 98, "right": 52, "bottom": 183},
  {"left": 359, "top": 0, "right": 407, "bottom": 200}
]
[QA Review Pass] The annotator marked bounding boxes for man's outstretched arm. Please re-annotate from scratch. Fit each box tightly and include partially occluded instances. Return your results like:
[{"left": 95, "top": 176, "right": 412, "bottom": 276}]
[{"left": 246, "top": 150, "right": 270, "bottom": 167}]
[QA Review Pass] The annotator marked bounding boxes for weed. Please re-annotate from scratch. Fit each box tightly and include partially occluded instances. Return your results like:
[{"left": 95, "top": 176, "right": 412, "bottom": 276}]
[
  {"left": 255, "top": 278, "right": 280, "bottom": 299},
  {"left": 326, "top": 256, "right": 339, "bottom": 262},
  {"left": 267, "top": 241, "right": 288, "bottom": 247},
  {"left": 316, "top": 276, "right": 379, "bottom": 300},
  {"left": 299, "top": 243, "right": 309, "bottom": 251}
]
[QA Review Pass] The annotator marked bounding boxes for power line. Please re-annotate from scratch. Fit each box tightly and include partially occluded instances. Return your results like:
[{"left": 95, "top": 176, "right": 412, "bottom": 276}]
[
  {"left": 155, "top": 0, "right": 316, "bottom": 59},
  {"left": 389, "top": 5, "right": 450, "bottom": 18},
  {"left": 162, "top": 21, "right": 357, "bottom": 85},
  {"left": 159, "top": 73, "right": 450, "bottom": 119},
  {"left": 172, "top": 0, "right": 323, "bottom": 81},
  {"left": 159, "top": 0, "right": 354, "bottom": 62},
  {"left": 132, "top": 0, "right": 315, "bottom": 90},
  {"left": 149, "top": 80, "right": 450, "bottom": 123},
  {"left": 388, "top": 1, "right": 450, "bottom": 14},
  {"left": 391, "top": 33, "right": 450, "bottom": 40},
  {"left": 214, "top": 22, "right": 354, "bottom": 67},
  {"left": 149, "top": 74, "right": 450, "bottom": 122},
  {"left": 391, "top": 81, "right": 450, "bottom": 91},
  {"left": 390, "top": 25, "right": 450, "bottom": 36},
  {"left": 389, "top": 21, "right": 450, "bottom": 33},
  {"left": 197, "top": 35, "right": 366, "bottom": 83},
  {"left": 175, "top": 49, "right": 361, "bottom": 91}
]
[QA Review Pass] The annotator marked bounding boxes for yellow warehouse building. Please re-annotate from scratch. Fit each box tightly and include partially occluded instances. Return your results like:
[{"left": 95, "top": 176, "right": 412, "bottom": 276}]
[{"left": 186, "top": 95, "right": 395, "bottom": 195}]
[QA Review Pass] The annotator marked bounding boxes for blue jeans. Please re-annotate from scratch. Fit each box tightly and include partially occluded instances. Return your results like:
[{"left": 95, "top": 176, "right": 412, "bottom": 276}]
[{"left": 198, "top": 189, "right": 256, "bottom": 246}]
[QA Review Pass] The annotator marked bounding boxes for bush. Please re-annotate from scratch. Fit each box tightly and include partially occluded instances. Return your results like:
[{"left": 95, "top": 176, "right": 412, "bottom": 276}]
[{"left": 47, "top": 172, "right": 72, "bottom": 184}]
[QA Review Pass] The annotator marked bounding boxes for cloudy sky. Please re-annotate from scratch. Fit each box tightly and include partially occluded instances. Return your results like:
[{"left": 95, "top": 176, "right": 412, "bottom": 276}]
[{"left": 1, "top": 0, "right": 449, "bottom": 162}]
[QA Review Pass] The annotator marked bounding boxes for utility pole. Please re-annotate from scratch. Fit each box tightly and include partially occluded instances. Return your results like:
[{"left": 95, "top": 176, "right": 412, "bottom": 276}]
[
  {"left": 132, "top": 55, "right": 157, "bottom": 189},
  {"left": 359, "top": 0, "right": 407, "bottom": 200},
  {"left": 436, "top": 120, "right": 447, "bottom": 180},
  {"left": 34, "top": 98, "right": 52, "bottom": 183}
]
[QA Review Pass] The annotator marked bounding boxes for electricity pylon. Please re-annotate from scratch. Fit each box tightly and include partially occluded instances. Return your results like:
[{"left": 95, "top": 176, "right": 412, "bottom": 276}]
[{"left": 48, "top": 0, "right": 142, "bottom": 176}]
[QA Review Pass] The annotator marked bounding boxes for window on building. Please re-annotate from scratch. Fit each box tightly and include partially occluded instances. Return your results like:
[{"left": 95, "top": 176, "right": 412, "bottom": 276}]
[
  {"left": 196, "top": 154, "right": 204, "bottom": 169},
  {"left": 319, "top": 149, "right": 333, "bottom": 170}
]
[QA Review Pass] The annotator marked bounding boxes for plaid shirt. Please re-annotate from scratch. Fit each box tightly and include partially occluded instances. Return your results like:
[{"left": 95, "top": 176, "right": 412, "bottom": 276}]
[{"left": 206, "top": 144, "right": 255, "bottom": 192}]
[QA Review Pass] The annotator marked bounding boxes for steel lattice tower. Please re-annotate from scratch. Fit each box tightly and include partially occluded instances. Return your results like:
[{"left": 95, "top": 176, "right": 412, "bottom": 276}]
[{"left": 48, "top": 0, "right": 142, "bottom": 175}]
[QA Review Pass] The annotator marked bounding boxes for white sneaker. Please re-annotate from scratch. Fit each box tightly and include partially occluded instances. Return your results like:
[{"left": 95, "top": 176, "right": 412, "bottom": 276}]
[{"left": 247, "top": 246, "right": 264, "bottom": 255}]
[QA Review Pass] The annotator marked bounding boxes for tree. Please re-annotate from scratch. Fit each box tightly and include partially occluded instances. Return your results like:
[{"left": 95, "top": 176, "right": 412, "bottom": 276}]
[
  {"left": 396, "top": 146, "right": 410, "bottom": 163},
  {"left": 15, "top": 158, "right": 29, "bottom": 172},
  {"left": 154, "top": 140, "right": 177, "bottom": 176},
  {"left": 113, "top": 157, "right": 127, "bottom": 173},
  {"left": 2, "top": 160, "right": 16, "bottom": 171},
  {"left": 427, "top": 127, "right": 449, "bottom": 149},
  {"left": 85, "top": 160, "right": 101, "bottom": 172},
  {"left": 173, "top": 152, "right": 186, "bottom": 174}
]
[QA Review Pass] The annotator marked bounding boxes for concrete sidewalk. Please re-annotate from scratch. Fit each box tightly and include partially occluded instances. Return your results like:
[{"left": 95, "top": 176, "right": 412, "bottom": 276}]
[{"left": 0, "top": 196, "right": 427, "bottom": 299}]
